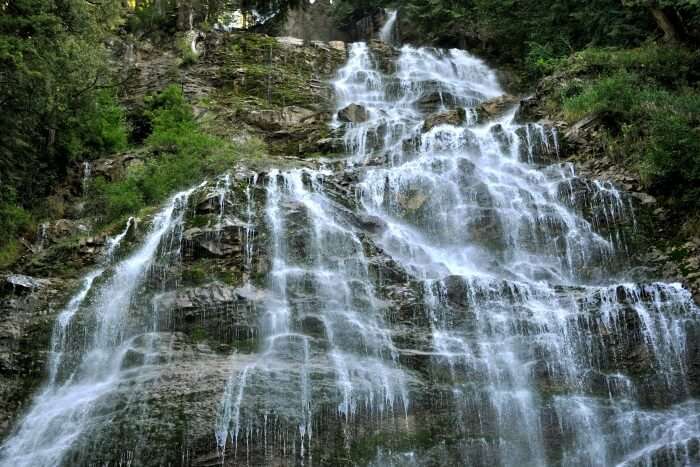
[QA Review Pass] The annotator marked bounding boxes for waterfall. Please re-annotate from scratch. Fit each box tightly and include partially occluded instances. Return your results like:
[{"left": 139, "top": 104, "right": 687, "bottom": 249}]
[
  {"left": 331, "top": 42, "right": 700, "bottom": 466},
  {"left": 3, "top": 40, "right": 699, "bottom": 467},
  {"left": 379, "top": 9, "right": 398, "bottom": 44},
  {"left": 0, "top": 186, "right": 199, "bottom": 467},
  {"left": 216, "top": 169, "right": 409, "bottom": 460},
  {"left": 82, "top": 161, "right": 91, "bottom": 195}
]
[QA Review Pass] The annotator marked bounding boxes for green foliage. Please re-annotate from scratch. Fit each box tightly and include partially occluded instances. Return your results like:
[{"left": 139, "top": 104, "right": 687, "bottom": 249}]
[
  {"left": 639, "top": 92, "right": 700, "bottom": 196},
  {"left": 557, "top": 44, "right": 700, "bottom": 201},
  {"left": 0, "top": 186, "right": 33, "bottom": 264},
  {"left": 564, "top": 43, "right": 699, "bottom": 85},
  {"left": 87, "top": 86, "right": 265, "bottom": 225},
  {"left": 0, "top": 0, "right": 125, "bottom": 206},
  {"left": 525, "top": 43, "right": 567, "bottom": 76},
  {"left": 79, "top": 90, "right": 130, "bottom": 156},
  {"left": 562, "top": 71, "right": 640, "bottom": 121},
  {"left": 177, "top": 34, "right": 199, "bottom": 66}
]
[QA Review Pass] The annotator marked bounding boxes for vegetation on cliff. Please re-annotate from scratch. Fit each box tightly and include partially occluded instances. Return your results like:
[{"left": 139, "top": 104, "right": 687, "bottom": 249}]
[
  {"left": 87, "top": 85, "right": 263, "bottom": 226},
  {"left": 334, "top": 0, "right": 700, "bottom": 210},
  {"left": 0, "top": 0, "right": 126, "bottom": 264}
]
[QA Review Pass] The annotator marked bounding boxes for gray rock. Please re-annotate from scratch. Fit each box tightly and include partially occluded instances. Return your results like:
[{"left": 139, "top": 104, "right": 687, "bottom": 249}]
[
  {"left": 423, "top": 108, "right": 466, "bottom": 132},
  {"left": 474, "top": 94, "right": 519, "bottom": 122},
  {"left": 338, "top": 103, "right": 369, "bottom": 123},
  {"left": 3, "top": 275, "right": 42, "bottom": 294}
]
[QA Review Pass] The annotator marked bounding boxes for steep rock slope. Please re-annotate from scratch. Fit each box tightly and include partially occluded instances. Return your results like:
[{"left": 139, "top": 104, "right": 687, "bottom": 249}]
[{"left": 0, "top": 31, "right": 698, "bottom": 467}]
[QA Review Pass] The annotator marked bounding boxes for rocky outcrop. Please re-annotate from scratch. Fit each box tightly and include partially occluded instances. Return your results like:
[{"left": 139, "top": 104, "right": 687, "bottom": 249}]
[
  {"left": 474, "top": 94, "right": 519, "bottom": 122},
  {"left": 423, "top": 108, "right": 466, "bottom": 131},
  {"left": 338, "top": 103, "right": 370, "bottom": 123},
  {"left": 1, "top": 274, "right": 44, "bottom": 294},
  {"left": 510, "top": 71, "right": 700, "bottom": 302},
  {"left": 0, "top": 276, "right": 72, "bottom": 436}
]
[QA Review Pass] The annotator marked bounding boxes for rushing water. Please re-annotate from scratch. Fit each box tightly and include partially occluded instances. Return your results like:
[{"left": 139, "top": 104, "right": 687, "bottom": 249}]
[
  {"left": 0, "top": 188, "right": 198, "bottom": 467},
  {"left": 2, "top": 41, "right": 699, "bottom": 467},
  {"left": 379, "top": 9, "right": 398, "bottom": 44},
  {"left": 335, "top": 42, "right": 699, "bottom": 467}
]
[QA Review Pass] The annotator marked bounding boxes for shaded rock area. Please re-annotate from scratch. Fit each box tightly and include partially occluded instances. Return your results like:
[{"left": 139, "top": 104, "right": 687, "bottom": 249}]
[
  {"left": 0, "top": 277, "right": 74, "bottom": 436},
  {"left": 338, "top": 103, "right": 370, "bottom": 123}
]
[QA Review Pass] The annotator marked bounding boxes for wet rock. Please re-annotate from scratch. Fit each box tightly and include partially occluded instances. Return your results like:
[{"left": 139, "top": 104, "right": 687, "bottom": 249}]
[
  {"left": 276, "top": 36, "right": 305, "bottom": 47},
  {"left": 2, "top": 275, "right": 43, "bottom": 294},
  {"left": 423, "top": 108, "right": 466, "bottom": 132},
  {"left": 398, "top": 190, "right": 428, "bottom": 212},
  {"left": 184, "top": 224, "right": 245, "bottom": 258},
  {"left": 35, "top": 219, "right": 90, "bottom": 248},
  {"left": 338, "top": 103, "right": 369, "bottom": 123},
  {"left": 514, "top": 95, "right": 541, "bottom": 122},
  {"left": 355, "top": 214, "right": 387, "bottom": 234},
  {"left": 328, "top": 41, "right": 346, "bottom": 52},
  {"left": 631, "top": 192, "right": 657, "bottom": 205},
  {"left": 241, "top": 106, "right": 318, "bottom": 132},
  {"left": 315, "top": 137, "right": 344, "bottom": 154},
  {"left": 474, "top": 94, "right": 519, "bottom": 122},
  {"left": 91, "top": 153, "right": 146, "bottom": 182},
  {"left": 564, "top": 113, "right": 603, "bottom": 145},
  {"left": 416, "top": 91, "right": 458, "bottom": 113},
  {"left": 157, "top": 283, "right": 260, "bottom": 311}
]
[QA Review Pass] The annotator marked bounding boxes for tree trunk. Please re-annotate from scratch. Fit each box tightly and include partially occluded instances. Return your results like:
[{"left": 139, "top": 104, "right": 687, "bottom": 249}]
[{"left": 651, "top": 7, "right": 680, "bottom": 42}]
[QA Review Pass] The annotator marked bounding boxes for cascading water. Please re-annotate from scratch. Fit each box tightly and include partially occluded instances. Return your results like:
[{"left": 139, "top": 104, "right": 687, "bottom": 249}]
[
  {"left": 3, "top": 39, "right": 699, "bottom": 467},
  {"left": 332, "top": 42, "right": 700, "bottom": 466},
  {"left": 0, "top": 187, "right": 198, "bottom": 467},
  {"left": 379, "top": 10, "right": 398, "bottom": 44},
  {"left": 216, "top": 169, "right": 409, "bottom": 461}
]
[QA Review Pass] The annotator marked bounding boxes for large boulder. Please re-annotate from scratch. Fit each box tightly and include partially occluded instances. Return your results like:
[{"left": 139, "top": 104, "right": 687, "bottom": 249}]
[
  {"left": 474, "top": 94, "right": 519, "bottom": 122},
  {"left": 423, "top": 108, "right": 466, "bottom": 132},
  {"left": 2, "top": 275, "right": 43, "bottom": 294},
  {"left": 240, "top": 106, "right": 318, "bottom": 132},
  {"left": 337, "top": 103, "right": 369, "bottom": 123}
]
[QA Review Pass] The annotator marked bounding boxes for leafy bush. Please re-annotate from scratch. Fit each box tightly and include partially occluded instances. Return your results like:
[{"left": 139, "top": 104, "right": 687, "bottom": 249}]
[
  {"left": 0, "top": 186, "right": 33, "bottom": 265},
  {"left": 563, "top": 43, "right": 699, "bottom": 86},
  {"left": 88, "top": 86, "right": 265, "bottom": 225},
  {"left": 177, "top": 34, "right": 199, "bottom": 66},
  {"left": 78, "top": 90, "right": 129, "bottom": 158},
  {"left": 559, "top": 53, "right": 700, "bottom": 201},
  {"left": 639, "top": 92, "right": 700, "bottom": 197},
  {"left": 562, "top": 71, "right": 640, "bottom": 121}
]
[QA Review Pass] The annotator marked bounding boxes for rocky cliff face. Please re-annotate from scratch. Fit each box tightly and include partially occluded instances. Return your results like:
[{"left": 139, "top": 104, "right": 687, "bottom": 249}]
[
  {"left": 518, "top": 74, "right": 700, "bottom": 303},
  {"left": 0, "top": 28, "right": 699, "bottom": 467}
]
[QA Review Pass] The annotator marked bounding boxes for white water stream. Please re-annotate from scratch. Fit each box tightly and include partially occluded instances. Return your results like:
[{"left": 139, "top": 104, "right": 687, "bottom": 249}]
[
  {"left": 2, "top": 39, "right": 699, "bottom": 467},
  {"left": 0, "top": 188, "right": 198, "bottom": 467}
]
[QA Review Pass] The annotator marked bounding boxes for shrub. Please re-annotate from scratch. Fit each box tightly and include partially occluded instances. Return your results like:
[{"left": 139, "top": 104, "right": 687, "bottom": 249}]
[
  {"left": 558, "top": 44, "right": 700, "bottom": 203},
  {"left": 562, "top": 71, "right": 640, "bottom": 121},
  {"left": 87, "top": 86, "right": 265, "bottom": 226},
  {"left": 0, "top": 186, "right": 33, "bottom": 266},
  {"left": 639, "top": 92, "right": 700, "bottom": 198}
]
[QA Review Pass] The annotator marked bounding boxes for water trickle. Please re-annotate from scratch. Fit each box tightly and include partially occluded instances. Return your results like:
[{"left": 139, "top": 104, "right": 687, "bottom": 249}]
[
  {"left": 216, "top": 169, "right": 409, "bottom": 461},
  {"left": 379, "top": 9, "right": 398, "bottom": 44},
  {"left": 82, "top": 161, "right": 91, "bottom": 195},
  {"left": 0, "top": 186, "right": 198, "bottom": 467}
]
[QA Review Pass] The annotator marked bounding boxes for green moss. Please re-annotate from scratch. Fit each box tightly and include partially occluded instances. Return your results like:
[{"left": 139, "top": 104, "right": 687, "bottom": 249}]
[
  {"left": 182, "top": 265, "right": 208, "bottom": 286},
  {"left": 85, "top": 86, "right": 266, "bottom": 227},
  {"left": 191, "top": 326, "right": 207, "bottom": 343},
  {"left": 0, "top": 239, "right": 23, "bottom": 270},
  {"left": 219, "top": 34, "right": 318, "bottom": 109}
]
